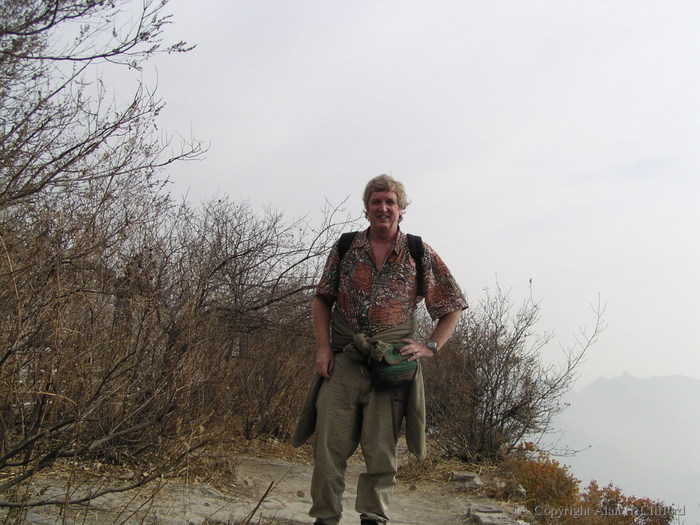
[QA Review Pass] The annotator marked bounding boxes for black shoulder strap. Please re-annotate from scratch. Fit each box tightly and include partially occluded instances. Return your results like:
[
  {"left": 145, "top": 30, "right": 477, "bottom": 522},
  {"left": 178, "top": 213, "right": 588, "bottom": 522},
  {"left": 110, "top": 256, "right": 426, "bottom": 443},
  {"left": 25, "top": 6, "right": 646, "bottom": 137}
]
[
  {"left": 337, "top": 231, "right": 358, "bottom": 260},
  {"left": 407, "top": 234, "right": 425, "bottom": 296},
  {"left": 406, "top": 234, "right": 423, "bottom": 265},
  {"left": 336, "top": 231, "right": 425, "bottom": 295}
]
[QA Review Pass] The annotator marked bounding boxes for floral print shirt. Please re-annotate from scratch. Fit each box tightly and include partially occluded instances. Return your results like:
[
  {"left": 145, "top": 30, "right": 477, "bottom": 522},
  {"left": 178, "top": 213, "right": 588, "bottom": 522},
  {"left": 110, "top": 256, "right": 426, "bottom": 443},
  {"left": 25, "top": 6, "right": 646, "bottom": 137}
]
[{"left": 315, "top": 229, "right": 467, "bottom": 336}]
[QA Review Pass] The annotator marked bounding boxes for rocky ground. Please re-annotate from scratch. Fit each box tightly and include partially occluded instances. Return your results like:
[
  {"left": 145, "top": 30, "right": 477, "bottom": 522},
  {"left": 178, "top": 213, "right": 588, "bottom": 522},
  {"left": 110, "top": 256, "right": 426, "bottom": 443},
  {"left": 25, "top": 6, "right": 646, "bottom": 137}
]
[{"left": 2, "top": 445, "right": 533, "bottom": 525}]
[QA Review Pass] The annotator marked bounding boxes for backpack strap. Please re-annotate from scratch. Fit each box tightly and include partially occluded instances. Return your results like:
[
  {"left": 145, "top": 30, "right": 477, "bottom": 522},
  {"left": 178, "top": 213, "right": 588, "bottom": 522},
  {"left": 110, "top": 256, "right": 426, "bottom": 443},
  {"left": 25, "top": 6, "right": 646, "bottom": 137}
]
[
  {"left": 337, "top": 231, "right": 359, "bottom": 260},
  {"left": 406, "top": 233, "right": 425, "bottom": 296},
  {"left": 336, "top": 231, "right": 425, "bottom": 295}
]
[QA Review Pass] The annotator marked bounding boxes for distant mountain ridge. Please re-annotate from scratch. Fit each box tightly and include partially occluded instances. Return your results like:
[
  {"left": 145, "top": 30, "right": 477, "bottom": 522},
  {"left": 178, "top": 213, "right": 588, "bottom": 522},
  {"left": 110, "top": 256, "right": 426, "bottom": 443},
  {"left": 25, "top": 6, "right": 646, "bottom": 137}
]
[{"left": 552, "top": 373, "right": 700, "bottom": 523}]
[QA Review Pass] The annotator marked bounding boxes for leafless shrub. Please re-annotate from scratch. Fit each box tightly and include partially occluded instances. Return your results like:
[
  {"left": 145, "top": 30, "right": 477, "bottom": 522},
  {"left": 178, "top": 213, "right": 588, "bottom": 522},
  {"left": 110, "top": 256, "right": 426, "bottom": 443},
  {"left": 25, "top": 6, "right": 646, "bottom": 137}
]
[
  {"left": 0, "top": 187, "right": 349, "bottom": 507},
  {"left": 163, "top": 197, "right": 349, "bottom": 441},
  {"left": 0, "top": 0, "right": 352, "bottom": 509},
  {"left": 423, "top": 286, "right": 604, "bottom": 462},
  {"left": 0, "top": 0, "right": 204, "bottom": 507}
]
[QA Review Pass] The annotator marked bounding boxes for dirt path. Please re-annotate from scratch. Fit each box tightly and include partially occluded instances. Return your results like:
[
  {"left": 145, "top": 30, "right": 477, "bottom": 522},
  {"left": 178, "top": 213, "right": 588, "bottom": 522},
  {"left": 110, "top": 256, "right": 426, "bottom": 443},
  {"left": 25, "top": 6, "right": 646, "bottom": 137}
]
[
  {"left": 5, "top": 455, "right": 526, "bottom": 525},
  {"left": 230, "top": 455, "right": 474, "bottom": 524}
]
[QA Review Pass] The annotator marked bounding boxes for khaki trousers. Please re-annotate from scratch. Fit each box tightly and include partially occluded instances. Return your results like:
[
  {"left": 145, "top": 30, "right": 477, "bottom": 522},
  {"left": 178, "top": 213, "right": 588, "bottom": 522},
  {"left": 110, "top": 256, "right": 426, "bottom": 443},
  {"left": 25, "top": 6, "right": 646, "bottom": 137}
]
[{"left": 310, "top": 353, "right": 408, "bottom": 524}]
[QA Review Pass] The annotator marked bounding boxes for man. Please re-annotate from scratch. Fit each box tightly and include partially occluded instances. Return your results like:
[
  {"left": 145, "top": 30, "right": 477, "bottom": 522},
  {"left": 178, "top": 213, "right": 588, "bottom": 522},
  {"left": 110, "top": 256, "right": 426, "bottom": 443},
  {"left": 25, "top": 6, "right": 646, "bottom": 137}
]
[{"left": 293, "top": 174, "right": 467, "bottom": 524}]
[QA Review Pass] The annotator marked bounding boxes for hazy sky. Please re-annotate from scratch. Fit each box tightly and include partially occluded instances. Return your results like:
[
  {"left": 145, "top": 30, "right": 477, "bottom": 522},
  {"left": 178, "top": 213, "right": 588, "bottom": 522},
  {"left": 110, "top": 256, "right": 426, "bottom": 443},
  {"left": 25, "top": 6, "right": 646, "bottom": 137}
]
[{"left": 137, "top": 0, "right": 699, "bottom": 388}]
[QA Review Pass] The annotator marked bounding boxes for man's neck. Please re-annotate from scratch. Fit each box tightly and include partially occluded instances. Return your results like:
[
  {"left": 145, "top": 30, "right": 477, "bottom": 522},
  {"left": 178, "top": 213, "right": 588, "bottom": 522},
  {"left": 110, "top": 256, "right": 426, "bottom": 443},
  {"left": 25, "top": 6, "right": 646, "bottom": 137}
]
[{"left": 368, "top": 226, "right": 399, "bottom": 245}]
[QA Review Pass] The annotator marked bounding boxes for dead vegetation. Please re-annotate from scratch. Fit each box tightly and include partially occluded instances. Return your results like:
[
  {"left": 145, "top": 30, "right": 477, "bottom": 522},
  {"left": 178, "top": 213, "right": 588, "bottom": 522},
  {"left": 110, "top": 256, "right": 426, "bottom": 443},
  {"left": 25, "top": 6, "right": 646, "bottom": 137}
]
[{"left": 1, "top": 2, "right": 608, "bottom": 523}]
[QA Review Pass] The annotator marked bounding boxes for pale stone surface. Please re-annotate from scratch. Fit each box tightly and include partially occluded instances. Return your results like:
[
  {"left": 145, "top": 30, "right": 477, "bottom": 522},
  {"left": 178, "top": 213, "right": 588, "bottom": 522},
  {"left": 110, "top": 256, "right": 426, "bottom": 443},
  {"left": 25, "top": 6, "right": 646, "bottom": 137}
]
[{"left": 2, "top": 456, "right": 524, "bottom": 524}]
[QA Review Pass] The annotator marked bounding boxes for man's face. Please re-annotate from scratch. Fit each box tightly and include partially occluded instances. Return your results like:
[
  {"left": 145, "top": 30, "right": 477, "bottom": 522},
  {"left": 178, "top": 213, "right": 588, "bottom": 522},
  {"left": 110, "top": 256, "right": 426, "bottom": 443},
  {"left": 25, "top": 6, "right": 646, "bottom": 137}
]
[{"left": 367, "top": 190, "right": 401, "bottom": 234}]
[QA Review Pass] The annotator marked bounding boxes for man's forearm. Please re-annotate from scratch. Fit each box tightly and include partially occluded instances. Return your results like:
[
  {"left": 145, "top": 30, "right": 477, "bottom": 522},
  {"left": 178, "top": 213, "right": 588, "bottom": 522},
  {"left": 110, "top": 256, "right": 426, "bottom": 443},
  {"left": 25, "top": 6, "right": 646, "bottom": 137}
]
[
  {"left": 313, "top": 296, "right": 332, "bottom": 350},
  {"left": 400, "top": 308, "right": 462, "bottom": 361},
  {"left": 313, "top": 296, "right": 334, "bottom": 378},
  {"left": 429, "top": 309, "right": 462, "bottom": 350}
]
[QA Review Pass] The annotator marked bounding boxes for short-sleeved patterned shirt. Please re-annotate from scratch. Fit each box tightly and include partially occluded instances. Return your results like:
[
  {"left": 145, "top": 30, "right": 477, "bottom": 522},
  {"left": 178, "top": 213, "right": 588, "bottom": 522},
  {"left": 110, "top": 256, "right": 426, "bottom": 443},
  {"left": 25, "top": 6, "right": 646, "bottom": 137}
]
[{"left": 315, "top": 229, "right": 467, "bottom": 336}]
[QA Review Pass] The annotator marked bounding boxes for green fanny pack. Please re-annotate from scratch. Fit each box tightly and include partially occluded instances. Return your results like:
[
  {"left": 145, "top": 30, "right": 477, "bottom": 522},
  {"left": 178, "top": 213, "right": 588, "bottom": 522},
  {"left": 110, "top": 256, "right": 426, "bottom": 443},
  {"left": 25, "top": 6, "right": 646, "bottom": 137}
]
[{"left": 368, "top": 342, "right": 418, "bottom": 391}]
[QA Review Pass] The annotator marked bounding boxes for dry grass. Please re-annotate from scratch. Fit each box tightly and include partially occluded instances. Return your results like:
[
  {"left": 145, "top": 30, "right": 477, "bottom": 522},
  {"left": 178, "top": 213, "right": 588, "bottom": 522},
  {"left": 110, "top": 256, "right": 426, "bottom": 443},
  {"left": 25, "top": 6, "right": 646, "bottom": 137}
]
[{"left": 164, "top": 437, "right": 315, "bottom": 487}]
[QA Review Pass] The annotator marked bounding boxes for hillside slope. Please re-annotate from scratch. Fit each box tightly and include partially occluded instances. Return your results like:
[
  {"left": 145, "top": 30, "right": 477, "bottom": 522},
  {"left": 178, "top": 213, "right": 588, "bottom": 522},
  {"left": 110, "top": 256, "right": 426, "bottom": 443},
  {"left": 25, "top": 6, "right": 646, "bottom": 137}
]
[{"left": 553, "top": 373, "right": 699, "bottom": 522}]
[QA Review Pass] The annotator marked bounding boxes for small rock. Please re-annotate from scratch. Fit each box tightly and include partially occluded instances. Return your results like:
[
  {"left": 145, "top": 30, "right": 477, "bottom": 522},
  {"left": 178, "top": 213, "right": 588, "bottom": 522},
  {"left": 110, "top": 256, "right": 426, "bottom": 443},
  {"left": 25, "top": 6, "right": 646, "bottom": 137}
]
[
  {"left": 471, "top": 504, "right": 503, "bottom": 514},
  {"left": 450, "top": 470, "right": 483, "bottom": 492},
  {"left": 451, "top": 470, "right": 479, "bottom": 482},
  {"left": 469, "top": 504, "right": 518, "bottom": 525}
]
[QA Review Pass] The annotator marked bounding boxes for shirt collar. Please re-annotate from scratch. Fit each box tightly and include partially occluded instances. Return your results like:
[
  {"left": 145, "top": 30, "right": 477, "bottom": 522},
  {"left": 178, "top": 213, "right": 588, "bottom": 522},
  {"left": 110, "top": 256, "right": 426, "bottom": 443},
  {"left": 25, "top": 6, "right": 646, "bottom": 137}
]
[{"left": 362, "top": 227, "right": 403, "bottom": 254}]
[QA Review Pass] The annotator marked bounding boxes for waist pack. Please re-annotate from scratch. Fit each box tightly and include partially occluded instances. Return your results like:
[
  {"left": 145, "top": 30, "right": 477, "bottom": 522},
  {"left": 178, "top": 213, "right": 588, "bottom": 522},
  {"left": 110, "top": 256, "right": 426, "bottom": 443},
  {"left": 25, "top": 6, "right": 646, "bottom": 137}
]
[{"left": 368, "top": 342, "right": 418, "bottom": 391}]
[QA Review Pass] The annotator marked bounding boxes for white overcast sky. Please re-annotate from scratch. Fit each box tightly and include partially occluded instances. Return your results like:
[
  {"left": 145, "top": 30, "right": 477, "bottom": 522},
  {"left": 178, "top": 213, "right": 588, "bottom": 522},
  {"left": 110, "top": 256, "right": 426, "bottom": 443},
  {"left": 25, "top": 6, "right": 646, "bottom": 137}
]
[{"left": 135, "top": 0, "right": 699, "bottom": 388}]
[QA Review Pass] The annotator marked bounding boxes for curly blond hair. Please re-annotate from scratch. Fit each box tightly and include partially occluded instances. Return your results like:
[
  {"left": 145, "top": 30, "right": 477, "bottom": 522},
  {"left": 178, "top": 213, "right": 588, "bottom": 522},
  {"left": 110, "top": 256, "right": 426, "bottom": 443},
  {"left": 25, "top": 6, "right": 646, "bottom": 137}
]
[{"left": 362, "top": 174, "right": 410, "bottom": 221}]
